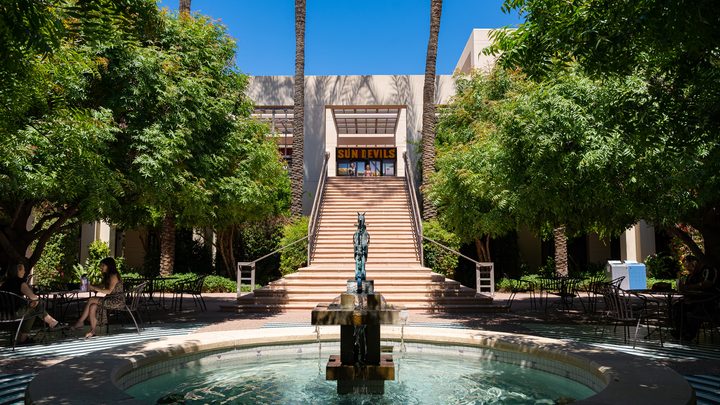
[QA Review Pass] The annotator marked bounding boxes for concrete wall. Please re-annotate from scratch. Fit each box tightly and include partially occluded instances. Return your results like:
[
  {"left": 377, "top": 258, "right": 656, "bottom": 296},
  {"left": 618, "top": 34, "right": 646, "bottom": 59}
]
[
  {"left": 620, "top": 221, "right": 656, "bottom": 262},
  {"left": 248, "top": 75, "right": 456, "bottom": 215},
  {"left": 455, "top": 29, "right": 498, "bottom": 74},
  {"left": 79, "top": 221, "right": 116, "bottom": 262}
]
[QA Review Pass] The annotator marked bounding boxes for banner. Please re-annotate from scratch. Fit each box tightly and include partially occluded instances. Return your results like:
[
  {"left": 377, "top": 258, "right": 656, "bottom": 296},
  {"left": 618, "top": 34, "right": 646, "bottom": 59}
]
[{"left": 336, "top": 147, "right": 396, "bottom": 160}]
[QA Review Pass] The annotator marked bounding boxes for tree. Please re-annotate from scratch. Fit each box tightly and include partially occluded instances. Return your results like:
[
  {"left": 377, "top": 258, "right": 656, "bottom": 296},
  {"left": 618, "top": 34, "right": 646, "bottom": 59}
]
[
  {"left": 291, "top": 0, "right": 306, "bottom": 217},
  {"left": 103, "top": 12, "right": 290, "bottom": 276},
  {"left": 156, "top": 0, "right": 193, "bottom": 277},
  {"left": 489, "top": 0, "right": 720, "bottom": 266},
  {"left": 421, "top": 0, "right": 443, "bottom": 220},
  {"left": 431, "top": 68, "right": 656, "bottom": 270},
  {"left": 0, "top": 1, "right": 289, "bottom": 275},
  {"left": 429, "top": 70, "right": 522, "bottom": 262},
  {"left": 0, "top": 1, "right": 158, "bottom": 271},
  {"left": 179, "top": 0, "right": 191, "bottom": 16}
]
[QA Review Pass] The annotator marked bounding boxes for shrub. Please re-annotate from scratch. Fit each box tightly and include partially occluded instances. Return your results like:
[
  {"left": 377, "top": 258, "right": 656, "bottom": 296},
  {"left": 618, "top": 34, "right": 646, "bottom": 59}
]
[
  {"left": 31, "top": 227, "right": 79, "bottom": 286},
  {"left": 538, "top": 256, "right": 556, "bottom": 277},
  {"left": 203, "top": 275, "right": 237, "bottom": 292},
  {"left": 645, "top": 253, "right": 680, "bottom": 279},
  {"left": 71, "top": 241, "right": 127, "bottom": 284},
  {"left": 279, "top": 216, "right": 308, "bottom": 276},
  {"left": 236, "top": 220, "right": 284, "bottom": 285},
  {"left": 422, "top": 219, "right": 461, "bottom": 278}
]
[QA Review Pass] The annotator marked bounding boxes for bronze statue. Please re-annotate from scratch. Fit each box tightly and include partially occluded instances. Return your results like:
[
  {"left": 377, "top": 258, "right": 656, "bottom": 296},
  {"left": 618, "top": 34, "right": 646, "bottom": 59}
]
[{"left": 353, "top": 212, "right": 370, "bottom": 292}]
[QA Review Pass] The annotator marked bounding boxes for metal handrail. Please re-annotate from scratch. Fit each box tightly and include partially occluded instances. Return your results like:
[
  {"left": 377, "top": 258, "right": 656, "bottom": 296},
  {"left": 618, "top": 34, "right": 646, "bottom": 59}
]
[
  {"left": 236, "top": 235, "right": 309, "bottom": 298},
  {"left": 307, "top": 152, "right": 330, "bottom": 264},
  {"left": 403, "top": 152, "right": 424, "bottom": 263},
  {"left": 423, "top": 235, "right": 495, "bottom": 296}
]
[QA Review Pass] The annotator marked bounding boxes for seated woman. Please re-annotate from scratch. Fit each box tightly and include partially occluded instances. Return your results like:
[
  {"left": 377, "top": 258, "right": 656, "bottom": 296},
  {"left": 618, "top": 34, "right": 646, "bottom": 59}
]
[
  {"left": 72, "top": 257, "right": 125, "bottom": 339},
  {"left": 0, "top": 263, "right": 62, "bottom": 345}
]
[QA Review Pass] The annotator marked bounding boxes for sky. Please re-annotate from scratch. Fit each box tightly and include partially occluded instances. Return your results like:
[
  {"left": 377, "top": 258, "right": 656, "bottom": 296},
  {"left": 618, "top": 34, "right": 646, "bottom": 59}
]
[{"left": 157, "top": 1, "right": 522, "bottom": 76}]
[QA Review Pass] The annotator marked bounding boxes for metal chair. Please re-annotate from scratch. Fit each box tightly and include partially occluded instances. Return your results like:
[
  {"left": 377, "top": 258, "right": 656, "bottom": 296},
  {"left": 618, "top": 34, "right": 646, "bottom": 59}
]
[
  {"left": 105, "top": 281, "right": 148, "bottom": 335},
  {"left": 599, "top": 283, "right": 663, "bottom": 347},
  {"left": 0, "top": 291, "right": 29, "bottom": 351},
  {"left": 172, "top": 275, "right": 207, "bottom": 311},
  {"left": 503, "top": 273, "right": 536, "bottom": 311}
]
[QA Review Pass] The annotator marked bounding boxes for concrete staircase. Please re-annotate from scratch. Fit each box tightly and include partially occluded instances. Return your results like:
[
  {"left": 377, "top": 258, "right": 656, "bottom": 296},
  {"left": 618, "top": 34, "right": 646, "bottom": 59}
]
[{"left": 224, "top": 176, "right": 494, "bottom": 313}]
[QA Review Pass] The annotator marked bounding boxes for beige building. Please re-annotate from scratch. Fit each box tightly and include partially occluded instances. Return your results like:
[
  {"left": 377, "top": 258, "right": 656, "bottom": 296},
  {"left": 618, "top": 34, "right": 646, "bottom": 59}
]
[{"left": 83, "top": 29, "right": 657, "bottom": 274}]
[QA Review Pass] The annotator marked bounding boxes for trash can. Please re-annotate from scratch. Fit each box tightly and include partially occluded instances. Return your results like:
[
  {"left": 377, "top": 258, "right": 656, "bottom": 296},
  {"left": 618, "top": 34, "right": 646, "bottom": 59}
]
[
  {"left": 606, "top": 260, "right": 627, "bottom": 287},
  {"left": 606, "top": 260, "right": 647, "bottom": 290},
  {"left": 626, "top": 262, "right": 647, "bottom": 290}
]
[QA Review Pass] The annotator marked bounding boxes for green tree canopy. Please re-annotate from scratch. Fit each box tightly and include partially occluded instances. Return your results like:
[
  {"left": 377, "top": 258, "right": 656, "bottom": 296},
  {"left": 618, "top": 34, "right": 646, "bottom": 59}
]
[
  {"left": 487, "top": 0, "right": 720, "bottom": 266},
  {"left": 0, "top": 1, "right": 288, "bottom": 271}
]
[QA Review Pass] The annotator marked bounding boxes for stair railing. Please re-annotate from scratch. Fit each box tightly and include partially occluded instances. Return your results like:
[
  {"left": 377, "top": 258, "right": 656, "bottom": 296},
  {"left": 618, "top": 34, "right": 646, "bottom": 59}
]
[
  {"left": 307, "top": 152, "right": 330, "bottom": 265},
  {"left": 403, "top": 152, "right": 424, "bottom": 264},
  {"left": 423, "top": 236, "right": 495, "bottom": 296},
  {"left": 236, "top": 235, "right": 308, "bottom": 299}
]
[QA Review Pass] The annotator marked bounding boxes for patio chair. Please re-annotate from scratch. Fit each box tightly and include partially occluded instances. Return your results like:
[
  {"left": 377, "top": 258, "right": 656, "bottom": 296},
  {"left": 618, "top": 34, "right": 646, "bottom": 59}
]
[
  {"left": 0, "top": 291, "right": 30, "bottom": 351},
  {"left": 502, "top": 273, "right": 536, "bottom": 311},
  {"left": 171, "top": 275, "right": 207, "bottom": 312},
  {"left": 539, "top": 277, "right": 581, "bottom": 312},
  {"left": 106, "top": 281, "right": 148, "bottom": 335},
  {"left": 578, "top": 273, "right": 607, "bottom": 313},
  {"left": 598, "top": 283, "right": 664, "bottom": 348}
]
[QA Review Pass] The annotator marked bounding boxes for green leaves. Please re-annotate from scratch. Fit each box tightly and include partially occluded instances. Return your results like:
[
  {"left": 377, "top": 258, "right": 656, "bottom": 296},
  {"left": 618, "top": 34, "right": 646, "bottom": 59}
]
[{"left": 0, "top": 1, "right": 289, "bottom": 267}]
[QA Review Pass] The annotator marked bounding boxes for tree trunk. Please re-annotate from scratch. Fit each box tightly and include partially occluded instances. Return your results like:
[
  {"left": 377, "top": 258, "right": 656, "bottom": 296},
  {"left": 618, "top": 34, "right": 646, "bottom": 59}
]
[
  {"left": 215, "top": 227, "right": 235, "bottom": 278},
  {"left": 179, "top": 0, "right": 191, "bottom": 16},
  {"left": 474, "top": 236, "right": 491, "bottom": 263},
  {"left": 0, "top": 202, "right": 78, "bottom": 271},
  {"left": 291, "top": 0, "right": 306, "bottom": 217},
  {"left": 554, "top": 226, "right": 568, "bottom": 276},
  {"left": 421, "top": 0, "right": 443, "bottom": 220},
  {"left": 159, "top": 213, "right": 176, "bottom": 276},
  {"left": 691, "top": 205, "right": 720, "bottom": 268}
]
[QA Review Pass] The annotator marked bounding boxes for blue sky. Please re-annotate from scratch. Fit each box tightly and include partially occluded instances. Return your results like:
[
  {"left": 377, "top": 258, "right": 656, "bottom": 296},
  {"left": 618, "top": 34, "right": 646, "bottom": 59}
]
[{"left": 157, "top": 1, "right": 522, "bottom": 76}]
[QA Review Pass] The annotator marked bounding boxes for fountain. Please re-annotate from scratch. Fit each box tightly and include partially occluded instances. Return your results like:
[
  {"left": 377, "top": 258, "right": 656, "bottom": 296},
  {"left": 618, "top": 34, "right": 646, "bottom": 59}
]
[{"left": 311, "top": 213, "right": 403, "bottom": 394}]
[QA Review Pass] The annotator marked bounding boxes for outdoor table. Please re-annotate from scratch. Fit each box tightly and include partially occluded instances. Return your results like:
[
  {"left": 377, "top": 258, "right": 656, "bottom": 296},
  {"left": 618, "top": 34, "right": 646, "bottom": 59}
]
[
  {"left": 628, "top": 289, "right": 692, "bottom": 340},
  {"left": 37, "top": 290, "right": 96, "bottom": 322},
  {"left": 148, "top": 277, "right": 180, "bottom": 309},
  {"left": 538, "top": 277, "right": 582, "bottom": 312}
]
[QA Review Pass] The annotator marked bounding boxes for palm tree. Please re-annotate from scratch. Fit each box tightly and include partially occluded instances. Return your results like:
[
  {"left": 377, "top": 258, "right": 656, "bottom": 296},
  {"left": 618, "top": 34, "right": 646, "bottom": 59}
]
[
  {"left": 179, "top": 0, "right": 191, "bottom": 16},
  {"left": 159, "top": 0, "right": 192, "bottom": 277},
  {"left": 291, "top": 0, "right": 305, "bottom": 217},
  {"left": 421, "top": 0, "right": 442, "bottom": 220},
  {"left": 554, "top": 226, "right": 569, "bottom": 276}
]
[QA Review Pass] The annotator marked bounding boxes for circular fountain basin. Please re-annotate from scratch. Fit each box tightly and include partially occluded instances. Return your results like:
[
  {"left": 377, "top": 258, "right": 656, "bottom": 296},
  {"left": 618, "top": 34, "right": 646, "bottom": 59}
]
[{"left": 26, "top": 327, "right": 695, "bottom": 404}]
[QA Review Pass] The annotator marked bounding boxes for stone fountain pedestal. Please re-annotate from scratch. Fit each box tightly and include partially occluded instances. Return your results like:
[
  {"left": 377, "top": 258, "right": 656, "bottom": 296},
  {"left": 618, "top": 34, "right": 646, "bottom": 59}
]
[{"left": 311, "top": 280, "right": 403, "bottom": 394}]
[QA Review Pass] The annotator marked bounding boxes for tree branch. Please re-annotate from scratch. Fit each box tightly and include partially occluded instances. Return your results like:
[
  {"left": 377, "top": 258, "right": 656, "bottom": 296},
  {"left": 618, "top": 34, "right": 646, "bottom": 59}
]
[
  {"left": 28, "top": 206, "right": 79, "bottom": 266},
  {"left": 30, "top": 212, "right": 62, "bottom": 236},
  {"left": 668, "top": 225, "right": 705, "bottom": 260}
]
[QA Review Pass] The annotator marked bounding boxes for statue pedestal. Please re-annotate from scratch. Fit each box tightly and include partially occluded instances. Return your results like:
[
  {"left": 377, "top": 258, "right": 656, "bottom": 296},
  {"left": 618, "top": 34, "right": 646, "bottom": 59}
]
[{"left": 311, "top": 285, "right": 403, "bottom": 395}]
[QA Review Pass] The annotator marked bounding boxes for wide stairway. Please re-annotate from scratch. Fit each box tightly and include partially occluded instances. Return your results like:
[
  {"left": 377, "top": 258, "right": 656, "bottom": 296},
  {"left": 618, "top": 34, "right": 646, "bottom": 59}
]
[{"left": 226, "top": 176, "right": 494, "bottom": 313}]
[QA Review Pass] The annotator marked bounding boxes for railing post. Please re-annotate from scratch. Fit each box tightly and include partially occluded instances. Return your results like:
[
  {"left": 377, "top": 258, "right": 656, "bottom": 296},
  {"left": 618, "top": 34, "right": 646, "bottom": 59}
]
[
  {"left": 490, "top": 262, "right": 495, "bottom": 296},
  {"left": 237, "top": 261, "right": 254, "bottom": 299},
  {"left": 236, "top": 262, "right": 242, "bottom": 299},
  {"left": 307, "top": 152, "right": 329, "bottom": 265},
  {"left": 251, "top": 263, "right": 256, "bottom": 292}
]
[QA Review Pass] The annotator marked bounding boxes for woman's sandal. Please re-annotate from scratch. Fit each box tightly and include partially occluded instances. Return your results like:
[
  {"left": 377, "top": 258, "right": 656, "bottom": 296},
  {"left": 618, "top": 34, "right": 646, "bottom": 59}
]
[
  {"left": 84, "top": 330, "right": 96, "bottom": 339},
  {"left": 50, "top": 322, "right": 68, "bottom": 330}
]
